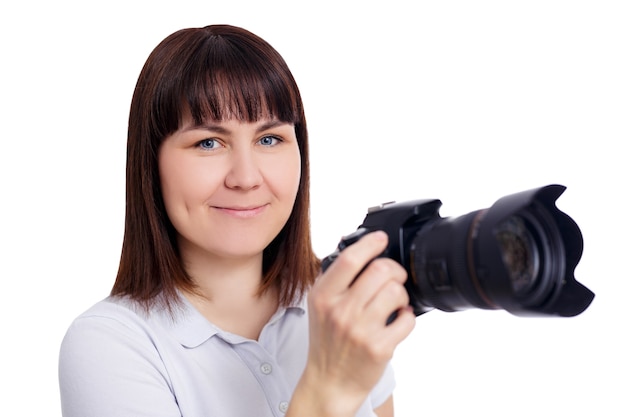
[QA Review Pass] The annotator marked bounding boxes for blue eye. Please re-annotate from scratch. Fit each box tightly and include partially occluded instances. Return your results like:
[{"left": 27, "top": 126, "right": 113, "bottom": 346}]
[
  {"left": 258, "top": 135, "right": 281, "bottom": 146},
  {"left": 198, "top": 139, "right": 220, "bottom": 150}
]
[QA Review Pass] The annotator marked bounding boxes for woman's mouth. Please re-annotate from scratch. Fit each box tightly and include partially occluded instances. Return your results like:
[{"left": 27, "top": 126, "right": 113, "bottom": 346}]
[{"left": 213, "top": 204, "right": 268, "bottom": 219}]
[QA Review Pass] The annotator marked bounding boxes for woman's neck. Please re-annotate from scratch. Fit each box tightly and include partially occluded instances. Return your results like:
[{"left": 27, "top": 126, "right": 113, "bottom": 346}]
[{"left": 181, "top": 252, "right": 278, "bottom": 340}]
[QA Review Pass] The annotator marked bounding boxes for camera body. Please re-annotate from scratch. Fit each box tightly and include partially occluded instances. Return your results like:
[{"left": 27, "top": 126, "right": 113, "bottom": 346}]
[{"left": 321, "top": 184, "right": 594, "bottom": 318}]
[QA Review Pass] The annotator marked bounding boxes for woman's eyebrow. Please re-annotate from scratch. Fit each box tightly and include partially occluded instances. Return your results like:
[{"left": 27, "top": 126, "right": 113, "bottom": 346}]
[
  {"left": 183, "top": 120, "right": 290, "bottom": 134},
  {"left": 256, "top": 120, "right": 290, "bottom": 132},
  {"left": 183, "top": 122, "right": 230, "bottom": 134}
]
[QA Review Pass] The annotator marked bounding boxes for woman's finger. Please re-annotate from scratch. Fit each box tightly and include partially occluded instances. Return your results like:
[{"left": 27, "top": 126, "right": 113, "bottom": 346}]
[
  {"left": 314, "top": 231, "right": 389, "bottom": 296},
  {"left": 346, "top": 257, "right": 408, "bottom": 313}
]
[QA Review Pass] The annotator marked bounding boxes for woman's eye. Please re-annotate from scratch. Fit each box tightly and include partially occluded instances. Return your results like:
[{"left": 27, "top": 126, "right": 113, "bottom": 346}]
[
  {"left": 258, "top": 135, "right": 281, "bottom": 146},
  {"left": 198, "top": 138, "right": 222, "bottom": 150}
]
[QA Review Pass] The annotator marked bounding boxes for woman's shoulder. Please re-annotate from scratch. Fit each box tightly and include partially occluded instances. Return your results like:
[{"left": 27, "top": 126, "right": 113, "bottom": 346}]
[
  {"left": 61, "top": 297, "right": 145, "bottom": 353},
  {"left": 60, "top": 295, "right": 181, "bottom": 354},
  {"left": 58, "top": 296, "right": 184, "bottom": 416},
  {"left": 69, "top": 293, "right": 190, "bottom": 332},
  {"left": 68, "top": 296, "right": 149, "bottom": 327},
  {"left": 58, "top": 295, "right": 186, "bottom": 383}
]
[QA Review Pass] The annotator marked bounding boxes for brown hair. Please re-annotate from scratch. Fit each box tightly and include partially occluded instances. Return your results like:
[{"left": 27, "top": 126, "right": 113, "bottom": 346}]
[{"left": 111, "top": 24, "right": 320, "bottom": 310}]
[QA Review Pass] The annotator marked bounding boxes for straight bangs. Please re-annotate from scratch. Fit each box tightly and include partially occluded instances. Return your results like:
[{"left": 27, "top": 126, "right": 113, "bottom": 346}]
[
  {"left": 148, "top": 27, "right": 303, "bottom": 141},
  {"left": 187, "top": 40, "right": 303, "bottom": 126}
]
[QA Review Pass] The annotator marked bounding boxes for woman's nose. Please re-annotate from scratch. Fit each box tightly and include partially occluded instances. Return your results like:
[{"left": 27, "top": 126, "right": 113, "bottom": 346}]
[{"left": 224, "top": 150, "right": 263, "bottom": 190}]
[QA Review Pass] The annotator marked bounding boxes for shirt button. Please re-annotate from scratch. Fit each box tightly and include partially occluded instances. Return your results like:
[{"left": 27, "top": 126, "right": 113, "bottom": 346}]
[
  {"left": 260, "top": 363, "right": 273, "bottom": 375},
  {"left": 278, "top": 401, "right": 289, "bottom": 413}
]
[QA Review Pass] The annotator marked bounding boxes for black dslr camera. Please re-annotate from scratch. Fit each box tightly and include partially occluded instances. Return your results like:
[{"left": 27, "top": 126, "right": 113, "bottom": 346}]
[{"left": 321, "top": 184, "right": 594, "bottom": 318}]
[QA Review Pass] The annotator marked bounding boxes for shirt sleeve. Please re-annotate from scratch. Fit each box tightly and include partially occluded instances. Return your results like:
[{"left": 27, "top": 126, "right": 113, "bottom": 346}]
[
  {"left": 369, "top": 362, "right": 396, "bottom": 410},
  {"left": 58, "top": 311, "right": 181, "bottom": 417}
]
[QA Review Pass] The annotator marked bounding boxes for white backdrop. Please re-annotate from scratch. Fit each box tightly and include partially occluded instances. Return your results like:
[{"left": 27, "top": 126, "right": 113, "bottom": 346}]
[{"left": 1, "top": 1, "right": 624, "bottom": 416}]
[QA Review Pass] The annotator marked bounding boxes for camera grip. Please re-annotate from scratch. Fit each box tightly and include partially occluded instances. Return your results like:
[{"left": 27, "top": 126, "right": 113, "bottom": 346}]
[{"left": 321, "top": 227, "right": 399, "bottom": 325}]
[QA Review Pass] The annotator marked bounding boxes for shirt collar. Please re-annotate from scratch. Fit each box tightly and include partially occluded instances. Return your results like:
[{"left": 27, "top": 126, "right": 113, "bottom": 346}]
[{"left": 163, "top": 292, "right": 307, "bottom": 349}]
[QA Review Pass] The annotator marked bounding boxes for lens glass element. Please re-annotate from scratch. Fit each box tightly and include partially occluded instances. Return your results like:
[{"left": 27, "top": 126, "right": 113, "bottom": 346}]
[{"left": 494, "top": 216, "right": 540, "bottom": 295}]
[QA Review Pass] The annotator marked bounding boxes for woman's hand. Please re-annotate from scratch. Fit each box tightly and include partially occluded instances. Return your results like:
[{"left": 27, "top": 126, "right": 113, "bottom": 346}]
[{"left": 289, "top": 231, "right": 416, "bottom": 417}]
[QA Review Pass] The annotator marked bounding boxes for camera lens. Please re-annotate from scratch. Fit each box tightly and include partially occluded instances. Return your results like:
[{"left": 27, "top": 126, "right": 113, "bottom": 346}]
[{"left": 494, "top": 215, "right": 540, "bottom": 296}]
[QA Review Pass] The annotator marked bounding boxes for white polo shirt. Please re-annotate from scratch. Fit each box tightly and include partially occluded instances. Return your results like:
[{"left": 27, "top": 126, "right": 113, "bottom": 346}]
[{"left": 59, "top": 294, "right": 395, "bottom": 417}]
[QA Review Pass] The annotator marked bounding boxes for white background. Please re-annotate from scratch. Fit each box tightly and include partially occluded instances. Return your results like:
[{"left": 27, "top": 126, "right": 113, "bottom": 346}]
[{"left": 1, "top": 1, "right": 624, "bottom": 416}]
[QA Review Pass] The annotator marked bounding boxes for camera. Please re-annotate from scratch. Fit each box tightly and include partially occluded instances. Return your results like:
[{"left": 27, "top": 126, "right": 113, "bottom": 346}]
[{"left": 321, "top": 184, "right": 594, "bottom": 318}]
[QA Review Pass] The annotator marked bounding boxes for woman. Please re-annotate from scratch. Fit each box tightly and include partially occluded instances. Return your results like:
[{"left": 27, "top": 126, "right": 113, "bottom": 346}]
[{"left": 59, "top": 24, "right": 415, "bottom": 417}]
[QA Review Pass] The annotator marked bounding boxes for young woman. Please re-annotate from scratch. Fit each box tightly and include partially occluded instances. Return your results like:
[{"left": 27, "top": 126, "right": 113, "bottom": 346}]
[{"left": 59, "top": 24, "right": 415, "bottom": 417}]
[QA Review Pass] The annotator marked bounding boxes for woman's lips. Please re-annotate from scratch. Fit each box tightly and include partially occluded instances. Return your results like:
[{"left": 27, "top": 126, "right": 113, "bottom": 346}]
[{"left": 213, "top": 204, "right": 268, "bottom": 219}]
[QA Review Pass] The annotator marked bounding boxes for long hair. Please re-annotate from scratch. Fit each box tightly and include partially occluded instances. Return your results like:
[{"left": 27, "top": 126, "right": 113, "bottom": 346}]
[{"left": 111, "top": 25, "right": 320, "bottom": 311}]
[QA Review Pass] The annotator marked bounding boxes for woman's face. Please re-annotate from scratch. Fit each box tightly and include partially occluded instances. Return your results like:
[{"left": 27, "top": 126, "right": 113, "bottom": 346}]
[{"left": 158, "top": 116, "right": 301, "bottom": 265}]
